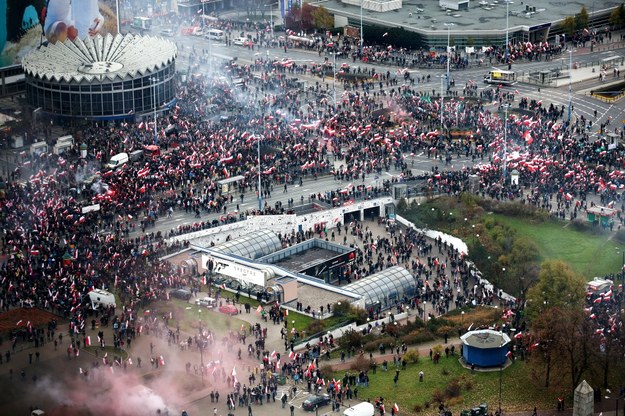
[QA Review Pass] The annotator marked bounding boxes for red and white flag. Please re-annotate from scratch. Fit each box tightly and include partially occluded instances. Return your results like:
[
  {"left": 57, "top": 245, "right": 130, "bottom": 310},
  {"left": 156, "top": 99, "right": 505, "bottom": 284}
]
[{"left": 85, "top": 336, "right": 91, "bottom": 347}]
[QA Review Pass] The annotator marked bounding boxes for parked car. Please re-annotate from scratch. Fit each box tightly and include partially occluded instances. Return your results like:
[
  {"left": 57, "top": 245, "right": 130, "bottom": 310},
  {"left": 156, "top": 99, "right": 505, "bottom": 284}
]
[
  {"left": 303, "top": 395, "right": 331, "bottom": 411},
  {"left": 160, "top": 28, "right": 176, "bottom": 37},
  {"left": 218, "top": 304, "right": 239, "bottom": 316},
  {"left": 195, "top": 296, "right": 217, "bottom": 308},
  {"left": 170, "top": 289, "right": 192, "bottom": 301}
]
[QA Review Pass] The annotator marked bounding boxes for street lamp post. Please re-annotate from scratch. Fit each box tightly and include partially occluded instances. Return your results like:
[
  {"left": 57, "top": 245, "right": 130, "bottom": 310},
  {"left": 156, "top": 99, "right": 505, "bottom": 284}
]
[
  {"left": 504, "top": 1, "right": 513, "bottom": 69},
  {"left": 360, "top": 0, "right": 364, "bottom": 51},
  {"left": 503, "top": 104, "right": 509, "bottom": 181},
  {"left": 444, "top": 23, "right": 454, "bottom": 91},
  {"left": 439, "top": 75, "right": 445, "bottom": 133},
  {"left": 333, "top": 50, "right": 337, "bottom": 108},
  {"left": 150, "top": 77, "right": 159, "bottom": 144},
  {"left": 198, "top": 309, "right": 205, "bottom": 386},
  {"left": 498, "top": 332, "right": 505, "bottom": 413},
  {"left": 568, "top": 49, "right": 573, "bottom": 125},
  {"left": 258, "top": 134, "right": 262, "bottom": 211},
  {"left": 264, "top": 3, "right": 276, "bottom": 41}
]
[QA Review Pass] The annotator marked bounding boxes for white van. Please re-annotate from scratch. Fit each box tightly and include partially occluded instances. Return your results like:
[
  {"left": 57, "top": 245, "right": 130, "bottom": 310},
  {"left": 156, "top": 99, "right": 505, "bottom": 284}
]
[
  {"left": 343, "top": 402, "right": 375, "bottom": 416},
  {"left": 30, "top": 141, "right": 49, "bottom": 157},
  {"left": 53, "top": 141, "right": 72, "bottom": 155},
  {"left": 106, "top": 152, "right": 129, "bottom": 170},
  {"left": 56, "top": 135, "right": 74, "bottom": 146},
  {"left": 206, "top": 29, "right": 224, "bottom": 41},
  {"left": 587, "top": 278, "right": 612, "bottom": 294},
  {"left": 86, "top": 289, "right": 116, "bottom": 310}
]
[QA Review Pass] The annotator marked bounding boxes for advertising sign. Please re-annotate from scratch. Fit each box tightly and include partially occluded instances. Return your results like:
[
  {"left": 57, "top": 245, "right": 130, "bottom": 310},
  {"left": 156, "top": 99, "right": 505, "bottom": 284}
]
[
  {"left": 204, "top": 255, "right": 268, "bottom": 287},
  {"left": 0, "top": 0, "right": 118, "bottom": 68}
]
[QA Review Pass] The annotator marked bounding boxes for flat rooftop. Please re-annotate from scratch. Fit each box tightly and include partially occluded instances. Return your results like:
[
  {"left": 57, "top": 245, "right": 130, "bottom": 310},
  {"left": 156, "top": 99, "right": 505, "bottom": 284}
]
[
  {"left": 273, "top": 246, "right": 338, "bottom": 271},
  {"left": 314, "top": 0, "right": 619, "bottom": 44}
]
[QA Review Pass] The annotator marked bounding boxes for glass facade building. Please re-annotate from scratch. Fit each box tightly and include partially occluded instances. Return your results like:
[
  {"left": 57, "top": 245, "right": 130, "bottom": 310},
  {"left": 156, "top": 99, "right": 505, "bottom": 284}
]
[
  {"left": 22, "top": 34, "right": 177, "bottom": 120},
  {"left": 345, "top": 266, "right": 416, "bottom": 309},
  {"left": 214, "top": 230, "right": 282, "bottom": 260}
]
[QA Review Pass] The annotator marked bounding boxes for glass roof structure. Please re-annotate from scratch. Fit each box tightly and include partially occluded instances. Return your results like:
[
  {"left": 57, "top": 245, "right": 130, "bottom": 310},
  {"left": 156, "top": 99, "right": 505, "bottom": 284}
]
[
  {"left": 213, "top": 229, "right": 282, "bottom": 260},
  {"left": 344, "top": 266, "right": 416, "bottom": 309}
]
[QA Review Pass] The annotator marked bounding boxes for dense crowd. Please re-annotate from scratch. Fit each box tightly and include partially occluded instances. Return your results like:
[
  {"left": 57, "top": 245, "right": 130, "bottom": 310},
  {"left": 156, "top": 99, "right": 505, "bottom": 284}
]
[{"left": 0, "top": 25, "right": 624, "bottom": 401}]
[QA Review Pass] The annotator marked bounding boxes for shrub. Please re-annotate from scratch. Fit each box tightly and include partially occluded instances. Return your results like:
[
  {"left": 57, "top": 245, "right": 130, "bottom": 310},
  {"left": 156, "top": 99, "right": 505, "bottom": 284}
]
[
  {"left": 400, "top": 329, "right": 436, "bottom": 346},
  {"left": 431, "top": 389, "right": 445, "bottom": 404},
  {"left": 464, "top": 378, "right": 475, "bottom": 391},
  {"left": 385, "top": 322, "right": 402, "bottom": 337},
  {"left": 432, "top": 344, "right": 444, "bottom": 356},
  {"left": 319, "top": 364, "right": 333, "bottom": 378},
  {"left": 337, "top": 330, "right": 364, "bottom": 351},
  {"left": 444, "top": 378, "right": 462, "bottom": 398},
  {"left": 350, "top": 355, "right": 371, "bottom": 372},
  {"left": 423, "top": 401, "right": 431, "bottom": 409},
  {"left": 413, "top": 404, "right": 423, "bottom": 413},
  {"left": 306, "top": 320, "right": 325, "bottom": 334},
  {"left": 404, "top": 349, "right": 420, "bottom": 364},
  {"left": 363, "top": 336, "right": 396, "bottom": 352},
  {"left": 441, "top": 368, "right": 450, "bottom": 376},
  {"left": 434, "top": 325, "right": 457, "bottom": 338}
]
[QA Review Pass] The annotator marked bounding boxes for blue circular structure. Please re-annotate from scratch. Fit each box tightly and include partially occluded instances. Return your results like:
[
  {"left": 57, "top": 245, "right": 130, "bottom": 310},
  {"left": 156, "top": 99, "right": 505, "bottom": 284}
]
[{"left": 460, "top": 329, "right": 511, "bottom": 367}]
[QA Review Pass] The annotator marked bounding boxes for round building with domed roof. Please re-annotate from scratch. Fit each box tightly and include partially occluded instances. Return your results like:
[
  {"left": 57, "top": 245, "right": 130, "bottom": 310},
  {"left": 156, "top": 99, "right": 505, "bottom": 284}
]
[{"left": 22, "top": 34, "right": 177, "bottom": 120}]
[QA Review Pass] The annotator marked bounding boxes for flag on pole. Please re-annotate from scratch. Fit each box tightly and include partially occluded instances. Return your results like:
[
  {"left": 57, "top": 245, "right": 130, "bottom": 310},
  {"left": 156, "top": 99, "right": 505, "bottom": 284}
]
[
  {"left": 159, "top": 355, "right": 166, "bottom": 366},
  {"left": 289, "top": 350, "right": 295, "bottom": 360},
  {"left": 85, "top": 336, "right": 91, "bottom": 347},
  {"left": 393, "top": 403, "right": 400, "bottom": 413}
]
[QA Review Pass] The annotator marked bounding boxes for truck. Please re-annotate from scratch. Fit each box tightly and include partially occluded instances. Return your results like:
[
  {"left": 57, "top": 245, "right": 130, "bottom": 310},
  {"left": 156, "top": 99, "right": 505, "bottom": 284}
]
[{"left": 86, "top": 289, "right": 116, "bottom": 310}]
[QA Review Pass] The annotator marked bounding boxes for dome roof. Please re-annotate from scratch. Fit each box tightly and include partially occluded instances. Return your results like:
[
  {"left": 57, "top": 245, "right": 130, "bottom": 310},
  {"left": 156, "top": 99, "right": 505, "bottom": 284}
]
[{"left": 22, "top": 33, "right": 177, "bottom": 83}]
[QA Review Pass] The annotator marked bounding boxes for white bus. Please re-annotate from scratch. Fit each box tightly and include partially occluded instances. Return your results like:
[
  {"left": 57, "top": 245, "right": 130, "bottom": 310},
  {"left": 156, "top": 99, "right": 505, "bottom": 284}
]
[
  {"left": 206, "top": 29, "right": 225, "bottom": 41},
  {"left": 131, "top": 16, "right": 152, "bottom": 31},
  {"left": 484, "top": 69, "right": 516, "bottom": 85}
]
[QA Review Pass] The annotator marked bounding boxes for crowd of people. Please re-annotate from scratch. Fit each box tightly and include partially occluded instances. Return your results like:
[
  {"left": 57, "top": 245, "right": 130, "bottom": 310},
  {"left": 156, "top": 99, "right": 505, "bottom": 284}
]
[{"left": 0, "top": 19, "right": 623, "bottom": 414}]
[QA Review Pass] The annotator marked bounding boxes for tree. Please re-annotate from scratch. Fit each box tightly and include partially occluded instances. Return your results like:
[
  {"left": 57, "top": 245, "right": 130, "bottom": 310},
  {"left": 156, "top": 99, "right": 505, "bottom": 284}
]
[
  {"left": 575, "top": 7, "right": 589, "bottom": 30},
  {"left": 525, "top": 260, "right": 586, "bottom": 322},
  {"left": 506, "top": 236, "right": 540, "bottom": 297},
  {"left": 530, "top": 307, "right": 598, "bottom": 390},
  {"left": 610, "top": 5, "right": 625, "bottom": 29},
  {"left": 562, "top": 16, "right": 576, "bottom": 37},
  {"left": 311, "top": 5, "right": 333, "bottom": 30}
]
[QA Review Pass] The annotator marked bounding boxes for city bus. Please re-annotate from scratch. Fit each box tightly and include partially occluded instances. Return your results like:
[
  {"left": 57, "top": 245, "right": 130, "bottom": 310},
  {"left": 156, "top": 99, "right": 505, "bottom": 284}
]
[{"left": 484, "top": 69, "right": 516, "bottom": 85}]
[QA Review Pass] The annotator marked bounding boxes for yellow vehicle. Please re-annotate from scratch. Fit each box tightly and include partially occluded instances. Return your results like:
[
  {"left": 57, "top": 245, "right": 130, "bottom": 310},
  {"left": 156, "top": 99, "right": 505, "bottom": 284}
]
[{"left": 484, "top": 68, "right": 516, "bottom": 85}]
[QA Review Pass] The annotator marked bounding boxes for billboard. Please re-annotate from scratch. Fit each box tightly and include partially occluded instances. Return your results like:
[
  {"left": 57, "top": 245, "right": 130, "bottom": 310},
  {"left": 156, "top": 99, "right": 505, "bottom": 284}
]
[{"left": 0, "top": 0, "right": 118, "bottom": 68}]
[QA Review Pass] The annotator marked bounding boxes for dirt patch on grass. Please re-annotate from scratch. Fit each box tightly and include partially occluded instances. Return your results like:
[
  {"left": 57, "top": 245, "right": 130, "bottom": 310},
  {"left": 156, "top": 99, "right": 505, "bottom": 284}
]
[{"left": 0, "top": 308, "right": 64, "bottom": 335}]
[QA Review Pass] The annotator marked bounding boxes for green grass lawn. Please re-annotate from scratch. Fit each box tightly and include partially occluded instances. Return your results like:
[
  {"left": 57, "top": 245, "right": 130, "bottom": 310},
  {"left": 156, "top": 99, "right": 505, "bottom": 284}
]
[
  {"left": 342, "top": 356, "right": 551, "bottom": 415},
  {"left": 493, "top": 215, "right": 625, "bottom": 279}
]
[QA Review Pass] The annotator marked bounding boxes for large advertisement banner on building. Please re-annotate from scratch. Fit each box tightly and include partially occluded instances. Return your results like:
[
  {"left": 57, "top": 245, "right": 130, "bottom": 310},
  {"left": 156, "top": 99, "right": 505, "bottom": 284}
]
[{"left": 0, "top": 0, "right": 118, "bottom": 68}]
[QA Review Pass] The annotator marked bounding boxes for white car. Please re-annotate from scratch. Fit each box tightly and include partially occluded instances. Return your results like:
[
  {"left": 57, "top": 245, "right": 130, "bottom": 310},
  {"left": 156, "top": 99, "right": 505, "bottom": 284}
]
[
  {"left": 195, "top": 296, "right": 217, "bottom": 308},
  {"left": 233, "top": 37, "right": 247, "bottom": 45}
]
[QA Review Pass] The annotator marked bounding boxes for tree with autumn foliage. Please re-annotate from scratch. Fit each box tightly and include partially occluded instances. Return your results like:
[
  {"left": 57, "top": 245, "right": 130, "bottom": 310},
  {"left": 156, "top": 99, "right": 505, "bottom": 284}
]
[
  {"left": 285, "top": 3, "right": 333, "bottom": 32},
  {"left": 526, "top": 260, "right": 601, "bottom": 392}
]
